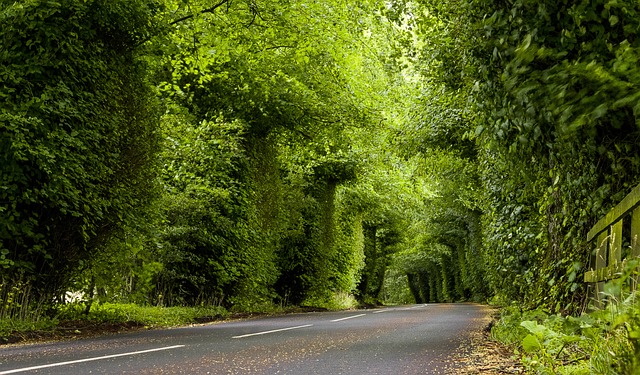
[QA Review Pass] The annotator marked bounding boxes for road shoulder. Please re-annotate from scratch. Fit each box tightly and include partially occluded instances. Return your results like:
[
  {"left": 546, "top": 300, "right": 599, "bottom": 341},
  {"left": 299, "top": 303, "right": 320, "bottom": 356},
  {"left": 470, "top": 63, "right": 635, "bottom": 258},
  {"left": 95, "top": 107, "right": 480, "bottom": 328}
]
[{"left": 445, "top": 306, "right": 523, "bottom": 374}]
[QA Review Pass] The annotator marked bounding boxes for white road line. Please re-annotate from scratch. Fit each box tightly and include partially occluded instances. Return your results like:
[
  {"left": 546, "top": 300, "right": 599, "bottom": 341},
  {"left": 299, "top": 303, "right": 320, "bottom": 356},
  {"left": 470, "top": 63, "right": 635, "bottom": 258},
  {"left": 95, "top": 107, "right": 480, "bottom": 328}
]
[
  {"left": 401, "top": 306, "right": 422, "bottom": 310},
  {"left": 232, "top": 324, "right": 313, "bottom": 338},
  {"left": 372, "top": 309, "right": 389, "bottom": 314},
  {"left": 0, "top": 345, "right": 186, "bottom": 375},
  {"left": 330, "top": 313, "right": 367, "bottom": 322}
]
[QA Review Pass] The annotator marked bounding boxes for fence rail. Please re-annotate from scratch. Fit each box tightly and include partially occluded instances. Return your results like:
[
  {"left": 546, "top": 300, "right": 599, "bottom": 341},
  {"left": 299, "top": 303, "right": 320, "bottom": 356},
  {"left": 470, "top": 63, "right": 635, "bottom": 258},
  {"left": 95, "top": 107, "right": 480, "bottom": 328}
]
[{"left": 584, "top": 183, "right": 640, "bottom": 306}]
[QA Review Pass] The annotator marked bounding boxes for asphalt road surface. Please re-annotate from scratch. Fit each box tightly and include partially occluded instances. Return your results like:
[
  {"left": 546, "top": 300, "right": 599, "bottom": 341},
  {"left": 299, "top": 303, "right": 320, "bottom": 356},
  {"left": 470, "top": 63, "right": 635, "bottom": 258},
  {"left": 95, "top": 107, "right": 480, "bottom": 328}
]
[{"left": 0, "top": 303, "right": 489, "bottom": 374}]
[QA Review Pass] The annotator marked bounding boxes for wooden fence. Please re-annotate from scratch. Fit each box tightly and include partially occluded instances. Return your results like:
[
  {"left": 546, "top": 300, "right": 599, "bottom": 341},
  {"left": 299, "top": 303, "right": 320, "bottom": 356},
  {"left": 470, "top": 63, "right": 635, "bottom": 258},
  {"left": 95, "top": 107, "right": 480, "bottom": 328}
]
[{"left": 584, "top": 184, "right": 640, "bottom": 306}]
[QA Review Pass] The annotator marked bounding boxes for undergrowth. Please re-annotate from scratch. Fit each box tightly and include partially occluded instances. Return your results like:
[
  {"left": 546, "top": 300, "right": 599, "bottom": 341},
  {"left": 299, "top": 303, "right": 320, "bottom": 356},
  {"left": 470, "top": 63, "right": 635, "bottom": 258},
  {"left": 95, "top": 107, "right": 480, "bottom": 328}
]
[
  {"left": 58, "top": 303, "right": 229, "bottom": 326},
  {"left": 0, "top": 317, "right": 59, "bottom": 342},
  {"left": 0, "top": 303, "right": 229, "bottom": 343},
  {"left": 493, "top": 264, "right": 640, "bottom": 374}
]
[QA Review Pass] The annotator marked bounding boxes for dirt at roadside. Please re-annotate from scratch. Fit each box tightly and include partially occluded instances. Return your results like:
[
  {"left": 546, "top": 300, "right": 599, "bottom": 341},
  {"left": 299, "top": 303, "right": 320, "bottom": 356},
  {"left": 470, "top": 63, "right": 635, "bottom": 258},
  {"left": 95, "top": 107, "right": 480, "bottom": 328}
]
[
  {"left": 445, "top": 308, "right": 524, "bottom": 374},
  {"left": 1, "top": 320, "right": 146, "bottom": 346}
]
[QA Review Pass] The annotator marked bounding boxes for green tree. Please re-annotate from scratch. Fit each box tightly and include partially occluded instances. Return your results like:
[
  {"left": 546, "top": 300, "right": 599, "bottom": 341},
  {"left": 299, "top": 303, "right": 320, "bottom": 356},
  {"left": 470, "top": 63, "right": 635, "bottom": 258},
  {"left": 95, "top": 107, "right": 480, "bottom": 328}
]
[
  {"left": 405, "top": 0, "right": 640, "bottom": 311},
  {"left": 0, "top": 0, "right": 160, "bottom": 317},
  {"left": 143, "top": 0, "right": 405, "bottom": 309}
]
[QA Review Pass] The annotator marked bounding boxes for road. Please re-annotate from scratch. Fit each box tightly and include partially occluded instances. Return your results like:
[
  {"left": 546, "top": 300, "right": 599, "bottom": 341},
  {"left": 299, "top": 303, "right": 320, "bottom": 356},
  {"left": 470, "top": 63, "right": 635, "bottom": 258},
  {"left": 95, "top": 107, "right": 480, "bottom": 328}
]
[{"left": 0, "top": 303, "right": 489, "bottom": 374}]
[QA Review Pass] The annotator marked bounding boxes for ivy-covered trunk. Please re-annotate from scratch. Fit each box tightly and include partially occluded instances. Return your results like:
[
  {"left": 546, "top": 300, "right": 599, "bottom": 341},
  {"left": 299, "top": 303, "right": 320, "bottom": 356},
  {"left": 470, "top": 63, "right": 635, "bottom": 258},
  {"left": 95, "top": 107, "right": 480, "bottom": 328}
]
[{"left": 0, "top": 0, "right": 159, "bottom": 315}]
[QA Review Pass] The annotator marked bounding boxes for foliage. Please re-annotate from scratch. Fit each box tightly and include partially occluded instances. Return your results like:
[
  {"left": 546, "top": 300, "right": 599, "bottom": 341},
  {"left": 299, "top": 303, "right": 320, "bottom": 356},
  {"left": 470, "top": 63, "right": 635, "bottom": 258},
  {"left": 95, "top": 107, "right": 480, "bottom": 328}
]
[
  {"left": 0, "top": 0, "right": 160, "bottom": 316},
  {"left": 493, "top": 273, "right": 640, "bottom": 374},
  {"left": 0, "top": 0, "right": 438, "bottom": 319},
  {"left": 154, "top": 112, "right": 277, "bottom": 308},
  {"left": 388, "top": 118, "right": 488, "bottom": 303},
  {"left": 380, "top": 268, "right": 416, "bottom": 305},
  {"left": 402, "top": 0, "right": 640, "bottom": 313},
  {"left": 145, "top": 0, "right": 406, "bottom": 310},
  {"left": 474, "top": 0, "right": 640, "bottom": 313}
]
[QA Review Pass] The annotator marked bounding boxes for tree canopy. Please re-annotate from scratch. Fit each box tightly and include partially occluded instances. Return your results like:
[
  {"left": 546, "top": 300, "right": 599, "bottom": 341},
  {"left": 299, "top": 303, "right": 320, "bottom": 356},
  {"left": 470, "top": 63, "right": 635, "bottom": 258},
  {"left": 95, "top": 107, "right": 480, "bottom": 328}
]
[{"left": 1, "top": 0, "right": 640, "bottom": 320}]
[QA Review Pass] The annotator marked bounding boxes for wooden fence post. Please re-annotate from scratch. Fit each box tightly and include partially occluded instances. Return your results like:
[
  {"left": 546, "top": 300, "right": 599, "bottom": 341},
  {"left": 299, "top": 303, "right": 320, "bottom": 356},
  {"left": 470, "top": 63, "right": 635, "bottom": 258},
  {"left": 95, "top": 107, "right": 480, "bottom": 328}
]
[
  {"left": 595, "top": 231, "right": 608, "bottom": 308},
  {"left": 632, "top": 207, "right": 640, "bottom": 292}
]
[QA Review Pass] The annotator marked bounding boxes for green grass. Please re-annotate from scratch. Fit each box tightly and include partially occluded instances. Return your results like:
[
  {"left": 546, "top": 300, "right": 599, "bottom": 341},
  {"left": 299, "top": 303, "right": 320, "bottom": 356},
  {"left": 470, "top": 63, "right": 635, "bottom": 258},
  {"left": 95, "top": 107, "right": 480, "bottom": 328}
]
[
  {"left": 58, "top": 302, "right": 229, "bottom": 326},
  {"left": 0, "top": 316, "right": 59, "bottom": 341},
  {"left": 1, "top": 303, "right": 229, "bottom": 342}
]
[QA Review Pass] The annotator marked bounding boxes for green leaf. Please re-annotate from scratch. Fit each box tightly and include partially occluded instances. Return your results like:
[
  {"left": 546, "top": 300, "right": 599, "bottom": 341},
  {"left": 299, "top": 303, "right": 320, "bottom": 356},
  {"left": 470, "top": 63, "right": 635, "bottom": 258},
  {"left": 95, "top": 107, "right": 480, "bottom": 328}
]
[
  {"left": 521, "top": 334, "right": 542, "bottom": 353},
  {"left": 520, "top": 320, "right": 550, "bottom": 337}
]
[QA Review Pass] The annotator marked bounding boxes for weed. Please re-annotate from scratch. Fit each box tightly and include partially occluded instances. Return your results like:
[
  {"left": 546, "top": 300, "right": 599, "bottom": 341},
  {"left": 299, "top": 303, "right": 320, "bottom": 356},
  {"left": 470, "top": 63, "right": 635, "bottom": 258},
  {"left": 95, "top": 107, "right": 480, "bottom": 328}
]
[{"left": 492, "top": 261, "right": 640, "bottom": 374}]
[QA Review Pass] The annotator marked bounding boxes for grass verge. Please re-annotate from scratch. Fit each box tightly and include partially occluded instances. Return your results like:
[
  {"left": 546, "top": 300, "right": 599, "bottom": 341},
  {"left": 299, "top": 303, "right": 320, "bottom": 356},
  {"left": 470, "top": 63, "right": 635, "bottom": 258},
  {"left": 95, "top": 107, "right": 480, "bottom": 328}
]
[{"left": 0, "top": 302, "right": 228, "bottom": 345}]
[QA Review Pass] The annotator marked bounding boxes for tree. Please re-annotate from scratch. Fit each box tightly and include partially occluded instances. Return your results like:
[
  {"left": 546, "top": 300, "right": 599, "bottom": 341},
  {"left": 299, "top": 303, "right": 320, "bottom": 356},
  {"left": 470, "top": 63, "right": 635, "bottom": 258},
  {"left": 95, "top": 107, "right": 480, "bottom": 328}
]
[
  {"left": 142, "top": 0, "right": 409, "bottom": 308},
  {"left": 0, "top": 0, "right": 160, "bottom": 317},
  {"left": 405, "top": 0, "right": 640, "bottom": 312}
]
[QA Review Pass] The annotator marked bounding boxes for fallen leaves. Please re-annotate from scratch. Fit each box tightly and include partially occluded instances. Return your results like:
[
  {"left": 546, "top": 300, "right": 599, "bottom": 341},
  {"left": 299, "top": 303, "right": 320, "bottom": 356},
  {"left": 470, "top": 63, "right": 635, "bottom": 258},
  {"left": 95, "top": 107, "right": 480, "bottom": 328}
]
[{"left": 446, "top": 309, "right": 524, "bottom": 374}]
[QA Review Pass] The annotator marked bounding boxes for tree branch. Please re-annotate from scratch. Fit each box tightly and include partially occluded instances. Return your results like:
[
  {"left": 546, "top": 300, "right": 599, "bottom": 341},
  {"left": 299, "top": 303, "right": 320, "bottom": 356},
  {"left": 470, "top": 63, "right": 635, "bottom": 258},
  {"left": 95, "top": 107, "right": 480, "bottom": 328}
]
[
  {"left": 169, "top": 0, "right": 231, "bottom": 26},
  {"left": 263, "top": 45, "right": 298, "bottom": 51},
  {"left": 134, "top": 0, "right": 231, "bottom": 48}
]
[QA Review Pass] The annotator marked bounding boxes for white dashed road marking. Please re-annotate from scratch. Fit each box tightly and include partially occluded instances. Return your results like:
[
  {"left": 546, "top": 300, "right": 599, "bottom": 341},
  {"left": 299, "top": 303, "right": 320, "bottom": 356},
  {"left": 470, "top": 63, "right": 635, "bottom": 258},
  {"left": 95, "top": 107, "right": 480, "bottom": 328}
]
[
  {"left": 0, "top": 345, "right": 186, "bottom": 375},
  {"left": 330, "top": 314, "right": 367, "bottom": 322},
  {"left": 232, "top": 324, "right": 313, "bottom": 338}
]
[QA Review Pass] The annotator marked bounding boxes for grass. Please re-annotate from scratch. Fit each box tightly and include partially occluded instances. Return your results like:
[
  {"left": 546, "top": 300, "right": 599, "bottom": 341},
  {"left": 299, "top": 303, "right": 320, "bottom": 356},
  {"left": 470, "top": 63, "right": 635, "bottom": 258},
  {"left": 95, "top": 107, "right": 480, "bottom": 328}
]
[
  {"left": 0, "top": 316, "right": 60, "bottom": 341},
  {"left": 0, "top": 292, "right": 359, "bottom": 345},
  {"left": 0, "top": 302, "right": 229, "bottom": 344},
  {"left": 59, "top": 302, "right": 229, "bottom": 326}
]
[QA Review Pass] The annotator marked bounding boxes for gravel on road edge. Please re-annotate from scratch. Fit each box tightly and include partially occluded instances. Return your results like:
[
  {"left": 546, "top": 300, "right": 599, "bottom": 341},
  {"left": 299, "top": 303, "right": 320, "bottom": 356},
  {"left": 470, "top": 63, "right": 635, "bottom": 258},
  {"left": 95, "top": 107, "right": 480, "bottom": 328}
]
[{"left": 445, "top": 308, "right": 524, "bottom": 375}]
